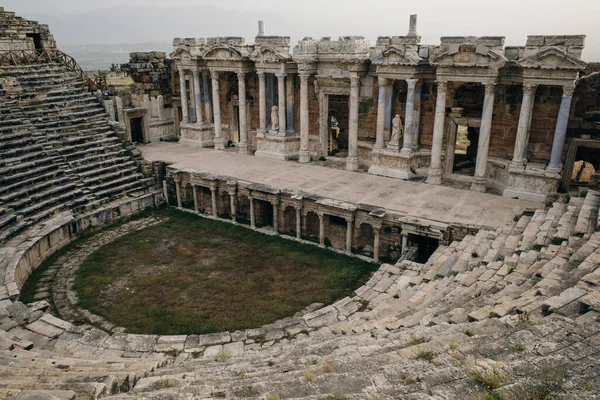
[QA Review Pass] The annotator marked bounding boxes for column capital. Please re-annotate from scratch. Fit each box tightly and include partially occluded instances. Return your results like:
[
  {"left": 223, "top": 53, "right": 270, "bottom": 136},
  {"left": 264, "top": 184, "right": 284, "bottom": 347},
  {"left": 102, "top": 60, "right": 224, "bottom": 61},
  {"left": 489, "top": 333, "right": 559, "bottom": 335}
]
[
  {"left": 275, "top": 72, "right": 287, "bottom": 78},
  {"left": 350, "top": 73, "right": 360, "bottom": 86},
  {"left": 377, "top": 77, "right": 389, "bottom": 86},
  {"left": 237, "top": 71, "right": 247, "bottom": 80},
  {"left": 436, "top": 81, "right": 448, "bottom": 93},
  {"left": 484, "top": 82, "right": 496, "bottom": 95},
  {"left": 405, "top": 78, "right": 418, "bottom": 89},
  {"left": 563, "top": 84, "right": 576, "bottom": 97},
  {"left": 257, "top": 71, "right": 266, "bottom": 78},
  {"left": 210, "top": 69, "right": 220, "bottom": 80},
  {"left": 523, "top": 83, "right": 538, "bottom": 96},
  {"left": 299, "top": 73, "right": 310, "bottom": 84},
  {"left": 177, "top": 66, "right": 186, "bottom": 73}
]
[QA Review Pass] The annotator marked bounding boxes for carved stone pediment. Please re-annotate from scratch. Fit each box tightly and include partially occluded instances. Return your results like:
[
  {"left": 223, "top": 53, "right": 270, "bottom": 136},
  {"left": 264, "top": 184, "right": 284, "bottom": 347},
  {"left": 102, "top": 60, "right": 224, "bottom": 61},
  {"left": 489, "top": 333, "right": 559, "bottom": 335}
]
[
  {"left": 170, "top": 47, "right": 192, "bottom": 61},
  {"left": 201, "top": 44, "right": 245, "bottom": 61},
  {"left": 430, "top": 44, "right": 507, "bottom": 70},
  {"left": 374, "top": 45, "right": 422, "bottom": 66},
  {"left": 518, "top": 47, "right": 587, "bottom": 70},
  {"left": 249, "top": 45, "right": 289, "bottom": 64}
]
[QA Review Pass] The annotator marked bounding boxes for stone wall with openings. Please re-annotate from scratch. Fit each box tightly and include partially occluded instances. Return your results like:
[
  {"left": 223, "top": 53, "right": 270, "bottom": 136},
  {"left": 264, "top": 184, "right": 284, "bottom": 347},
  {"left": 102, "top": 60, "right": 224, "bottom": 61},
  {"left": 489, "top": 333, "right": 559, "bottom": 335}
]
[{"left": 127, "top": 52, "right": 175, "bottom": 108}]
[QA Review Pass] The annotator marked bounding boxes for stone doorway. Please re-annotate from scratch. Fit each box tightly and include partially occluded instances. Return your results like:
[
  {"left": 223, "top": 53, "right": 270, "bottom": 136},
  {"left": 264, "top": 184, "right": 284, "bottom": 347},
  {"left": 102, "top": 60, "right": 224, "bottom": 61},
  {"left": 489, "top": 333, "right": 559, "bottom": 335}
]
[
  {"left": 409, "top": 234, "right": 439, "bottom": 264},
  {"left": 444, "top": 116, "right": 481, "bottom": 181},
  {"left": 452, "top": 124, "right": 478, "bottom": 176},
  {"left": 131, "top": 117, "right": 145, "bottom": 143},
  {"left": 327, "top": 95, "right": 350, "bottom": 158}
]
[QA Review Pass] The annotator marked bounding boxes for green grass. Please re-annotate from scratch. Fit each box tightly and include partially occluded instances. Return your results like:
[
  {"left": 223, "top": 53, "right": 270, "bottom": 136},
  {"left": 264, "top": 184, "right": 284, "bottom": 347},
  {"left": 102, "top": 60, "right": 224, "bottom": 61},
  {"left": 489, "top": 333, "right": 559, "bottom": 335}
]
[{"left": 73, "top": 208, "right": 378, "bottom": 335}]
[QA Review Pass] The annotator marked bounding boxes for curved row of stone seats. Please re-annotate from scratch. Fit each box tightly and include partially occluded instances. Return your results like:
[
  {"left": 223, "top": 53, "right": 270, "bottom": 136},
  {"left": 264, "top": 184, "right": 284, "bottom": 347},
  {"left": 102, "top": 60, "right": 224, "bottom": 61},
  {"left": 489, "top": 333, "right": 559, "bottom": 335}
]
[
  {"left": 0, "top": 62, "right": 155, "bottom": 243},
  {"left": 98, "top": 192, "right": 600, "bottom": 399}
]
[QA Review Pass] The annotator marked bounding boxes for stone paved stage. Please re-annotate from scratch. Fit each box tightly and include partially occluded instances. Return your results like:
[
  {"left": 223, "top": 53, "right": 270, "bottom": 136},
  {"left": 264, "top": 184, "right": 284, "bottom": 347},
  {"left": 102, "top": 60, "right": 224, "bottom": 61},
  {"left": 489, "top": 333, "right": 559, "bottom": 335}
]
[{"left": 141, "top": 142, "right": 543, "bottom": 229}]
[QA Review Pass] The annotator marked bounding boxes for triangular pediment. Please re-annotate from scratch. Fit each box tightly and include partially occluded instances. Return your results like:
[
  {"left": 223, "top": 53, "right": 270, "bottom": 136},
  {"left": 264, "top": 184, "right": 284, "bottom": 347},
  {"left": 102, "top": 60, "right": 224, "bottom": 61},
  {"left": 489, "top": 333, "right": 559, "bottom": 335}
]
[
  {"left": 201, "top": 44, "right": 244, "bottom": 61},
  {"left": 249, "top": 45, "right": 289, "bottom": 64},
  {"left": 380, "top": 45, "right": 421, "bottom": 66},
  {"left": 518, "top": 47, "right": 587, "bottom": 70},
  {"left": 169, "top": 47, "right": 192, "bottom": 61},
  {"left": 430, "top": 44, "right": 507, "bottom": 69}
]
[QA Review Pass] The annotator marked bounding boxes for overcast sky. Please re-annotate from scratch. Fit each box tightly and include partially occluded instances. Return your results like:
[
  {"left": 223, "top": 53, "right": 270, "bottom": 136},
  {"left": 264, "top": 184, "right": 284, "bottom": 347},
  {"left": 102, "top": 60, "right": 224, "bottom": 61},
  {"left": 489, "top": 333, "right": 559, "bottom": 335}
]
[{"left": 4, "top": 0, "right": 600, "bottom": 60}]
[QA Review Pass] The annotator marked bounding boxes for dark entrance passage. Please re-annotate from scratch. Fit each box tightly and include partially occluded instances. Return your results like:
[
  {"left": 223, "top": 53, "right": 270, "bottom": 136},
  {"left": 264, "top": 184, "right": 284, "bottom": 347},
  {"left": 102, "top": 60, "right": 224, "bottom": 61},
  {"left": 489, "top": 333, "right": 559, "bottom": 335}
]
[
  {"left": 410, "top": 234, "right": 439, "bottom": 264},
  {"left": 131, "top": 117, "right": 144, "bottom": 143},
  {"left": 26, "top": 33, "right": 43, "bottom": 54},
  {"left": 453, "top": 125, "right": 478, "bottom": 175},
  {"left": 328, "top": 95, "right": 350, "bottom": 157}
]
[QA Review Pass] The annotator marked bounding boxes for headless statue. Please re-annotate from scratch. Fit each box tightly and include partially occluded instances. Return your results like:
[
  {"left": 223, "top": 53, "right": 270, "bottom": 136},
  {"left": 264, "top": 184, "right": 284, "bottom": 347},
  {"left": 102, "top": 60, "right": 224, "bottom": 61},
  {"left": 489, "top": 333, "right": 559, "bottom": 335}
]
[
  {"left": 389, "top": 114, "right": 404, "bottom": 147},
  {"left": 271, "top": 105, "right": 279, "bottom": 131}
]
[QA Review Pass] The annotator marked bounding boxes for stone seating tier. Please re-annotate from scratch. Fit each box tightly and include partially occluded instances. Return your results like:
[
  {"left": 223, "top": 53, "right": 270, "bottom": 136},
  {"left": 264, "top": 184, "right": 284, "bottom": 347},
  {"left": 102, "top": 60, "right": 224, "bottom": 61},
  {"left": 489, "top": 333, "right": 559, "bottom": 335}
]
[
  {"left": 0, "top": 189, "right": 597, "bottom": 399},
  {"left": 0, "top": 62, "right": 156, "bottom": 243}
]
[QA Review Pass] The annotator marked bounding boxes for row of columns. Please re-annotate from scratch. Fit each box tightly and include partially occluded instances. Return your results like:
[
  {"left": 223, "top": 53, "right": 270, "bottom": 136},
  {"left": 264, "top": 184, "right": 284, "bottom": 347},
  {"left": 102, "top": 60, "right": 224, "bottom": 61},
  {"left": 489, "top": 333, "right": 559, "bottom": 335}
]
[
  {"left": 375, "top": 77, "right": 419, "bottom": 155},
  {"left": 172, "top": 179, "right": 381, "bottom": 261},
  {"left": 177, "top": 67, "right": 213, "bottom": 126},
  {"left": 426, "top": 79, "right": 574, "bottom": 190},
  {"left": 257, "top": 71, "right": 296, "bottom": 136}
]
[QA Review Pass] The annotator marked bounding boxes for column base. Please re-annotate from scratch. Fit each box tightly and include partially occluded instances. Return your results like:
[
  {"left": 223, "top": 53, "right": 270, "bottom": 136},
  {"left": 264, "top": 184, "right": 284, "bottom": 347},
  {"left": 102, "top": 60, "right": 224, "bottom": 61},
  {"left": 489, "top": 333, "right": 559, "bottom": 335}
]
[
  {"left": 299, "top": 150, "right": 311, "bottom": 163},
  {"left": 214, "top": 137, "right": 225, "bottom": 150},
  {"left": 399, "top": 147, "right": 413, "bottom": 157},
  {"left": 238, "top": 143, "right": 249, "bottom": 154},
  {"left": 546, "top": 165, "right": 561, "bottom": 174},
  {"left": 346, "top": 156, "right": 359, "bottom": 171},
  {"left": 470, "top": 176, "right": 487, "bottom": 192},
  {"left": 426, "top": 168, "right": 443, "bottom": 185},
  {"left": 509, "top": 160, "right": 526, "bottom": 170},
  {"left": 386, "top": 144, "right": 400, "bottom": 151}
]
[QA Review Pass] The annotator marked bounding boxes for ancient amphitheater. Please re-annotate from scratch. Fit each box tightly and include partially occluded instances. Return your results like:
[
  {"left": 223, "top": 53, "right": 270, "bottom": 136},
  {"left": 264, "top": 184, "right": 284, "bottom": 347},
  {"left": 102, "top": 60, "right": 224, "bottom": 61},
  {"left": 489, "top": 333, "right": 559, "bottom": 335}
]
[{"left": 1, "top": 7, "right": 600, "bottom": 400}]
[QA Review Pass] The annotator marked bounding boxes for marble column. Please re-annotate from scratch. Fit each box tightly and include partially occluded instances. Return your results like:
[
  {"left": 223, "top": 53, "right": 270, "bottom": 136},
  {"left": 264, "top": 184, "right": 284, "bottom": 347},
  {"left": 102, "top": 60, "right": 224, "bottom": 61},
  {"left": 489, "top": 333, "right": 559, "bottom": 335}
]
[
  {"left": 258, "top": 72, "right": 267, "bottom": 136},
  {"left": 345, "top": 217, "right": 353, "bottom": 254},
  {"left": 346, "top": 73, "right": 360, "bottom": 171},
  {"left": 401, "top": 78, "right": 418, "bottom": 156},
  {"left": 373, "top": 229, "right": 380, "bottom": 263},
  {"left": 318, "top": 213, "right": 325, "bottom": 247},
  {"left": 547, "top": 84, "right": 575, "bottom": 173},
  {"left": 471, "top": 83, "right": 496, "bottom": 192},
  {"left": 162, "top": 180, "right": 168, "bottom": 203},
  {"left": 192, "top": 69, "right": 203, "bottom": 124},
  {"left": 286, "top": 74, "right": 295, "bottom": 133},
  {"left": 272, "top": 202, "right": 279, "bottom": 232},
  {"left": 299, "top": 72, "right": 311, "bottom": 163},
  {"left": 175, "top": 179, "right": 182, "bottom": 208},
  {"left": 267, "top": 74, "right": 275, "bottom": 128},
  {"left": 192, "top": 185, "right": 198, "bottom": 212},
  {"left": 237, "top": 72, "right": 249, "bottom": 154},
  {"left": 202, "top": 71, "right": 213, "bottom": 123},
  {"left": 412, "top": 83, "right": 422, "bottom": 151},
  {"left": 250, "top": 197, "right": 256, "bottom": 228},
  {"left": 401, "top": 232, "right": 408, "bottom": 253},
  {"left": 511, "top": 83, "right": 537, "bottom": 167},
  {"left": 210, "top": 70, "right": 223, "bottom": 150},
  {"left": 178, "top": 68, "right": 189, "bottom": 124},
  {"left": 210, "top": 186, "right": 217, "bottom": 217},
  {"left": 229, "top": 191, "right": 236, "bottom": 220},
  {"left": 384, "top": 82, "right": 393, "bottom": 142},
  {"left": 375, "top": 77, "right": 388, "bottom": 149},
  {"left": 295, "top": 208, "right": 302, "bottom": 239},
  {"left": 189, "top": 72, "right": 197, "bottom": 122},
  {"left": 426, "top": 81, "right": 448, "bottom": 185},
  {"left": 276, "top": 72, "right": 287, "bottom": 135}
]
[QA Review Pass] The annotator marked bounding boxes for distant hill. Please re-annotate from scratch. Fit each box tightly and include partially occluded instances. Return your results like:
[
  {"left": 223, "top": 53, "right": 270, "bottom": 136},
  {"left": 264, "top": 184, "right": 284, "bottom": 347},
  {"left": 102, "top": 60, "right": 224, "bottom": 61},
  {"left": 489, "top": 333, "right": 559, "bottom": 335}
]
[
  {"left": 25, "top": 5, "right": 599, "bottom": 63},
  {"left": 61, "top": 42, "right": 172, "bottom": 71}
]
